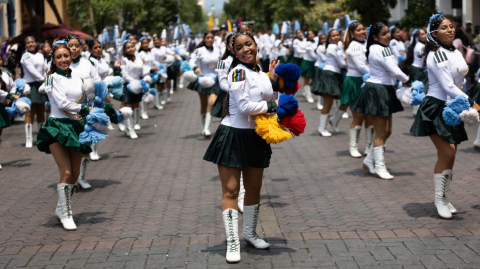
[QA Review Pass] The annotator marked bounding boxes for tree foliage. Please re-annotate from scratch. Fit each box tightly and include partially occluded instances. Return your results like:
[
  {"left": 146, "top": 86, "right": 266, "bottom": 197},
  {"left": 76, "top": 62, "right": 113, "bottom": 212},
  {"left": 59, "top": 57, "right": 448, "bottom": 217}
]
[
  {"left": 400, "top": 0, "right": 437, "bottom": 29},
  {"left": 66, "top": 0, "right": 204, "bottom": 36},
  {"left": 343, "top": 0, "right": 397, "bottom": 25}
]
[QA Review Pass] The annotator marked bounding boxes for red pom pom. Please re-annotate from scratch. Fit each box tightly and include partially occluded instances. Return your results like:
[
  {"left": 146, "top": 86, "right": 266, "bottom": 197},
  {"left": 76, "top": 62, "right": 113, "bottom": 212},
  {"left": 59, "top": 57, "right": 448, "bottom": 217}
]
[
  {"left": 280, "top": 109, "right": 306, "bottom": 136},
  {"left": 283, "top": 81, "right": 301, "bottom": 95}
]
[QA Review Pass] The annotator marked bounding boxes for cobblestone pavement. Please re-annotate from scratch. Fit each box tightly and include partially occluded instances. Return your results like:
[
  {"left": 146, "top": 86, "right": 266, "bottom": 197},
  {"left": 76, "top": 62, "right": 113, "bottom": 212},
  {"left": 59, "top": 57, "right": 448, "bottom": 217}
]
[{"left": 0, "top": 84, "right": 479, "bottom": 269}]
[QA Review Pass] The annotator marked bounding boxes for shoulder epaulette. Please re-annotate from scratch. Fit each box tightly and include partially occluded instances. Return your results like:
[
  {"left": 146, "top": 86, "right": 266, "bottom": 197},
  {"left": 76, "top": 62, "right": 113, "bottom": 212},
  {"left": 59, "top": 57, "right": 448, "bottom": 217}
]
[
  {"left": 232, "top": 69, "right": 246, "bottom": 82},
  {"left": 433, "top": 51, "right": 448, "bottom": 64},
  {"left": 216, "top": 60, "right": 225, "bottom": 70},
  {"left": 45, "top": 75, "right": 53, "bottom": 87},
  {"left": 351, "top": 43, "right": 361, "bottom": 52},
  {"left": 390, "top": 41, "right": 397, "bottom": 46},
  {"left": 382, "top": 47, "right": 393, "bottom": 57}
]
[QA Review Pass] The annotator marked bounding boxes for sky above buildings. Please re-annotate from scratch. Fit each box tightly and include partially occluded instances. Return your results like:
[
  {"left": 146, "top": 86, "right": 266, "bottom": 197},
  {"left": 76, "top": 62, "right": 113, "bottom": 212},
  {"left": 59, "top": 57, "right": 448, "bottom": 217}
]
[{"left": 205, "top": 0, "right": 226, "bottom": 15}]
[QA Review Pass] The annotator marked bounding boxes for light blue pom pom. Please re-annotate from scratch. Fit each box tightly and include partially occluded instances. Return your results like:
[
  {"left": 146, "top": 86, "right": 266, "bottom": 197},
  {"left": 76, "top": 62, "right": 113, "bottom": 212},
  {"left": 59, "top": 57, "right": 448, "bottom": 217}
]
[
  {"left": 45, "top": 101, "right": 51, "bottom": 109},
  {"left": 362, "top": 73, "right": 370, "bottom": 83},
  {"left": 446, "top": 96, "right": 470, "bottom": 114},
  {"left": 94, "top": 81, "right": 108, "bottom": 106},
  {"left": 15, "top": 78, "right": 25, "bottom": 91},
  {"left": 180, "top": 61, "right": 191, "bottom": 73},
  {"left": 116, "top": 111, "right": 124, "bottom": 123},
  {"left": 204, "top": 73, "right": 217, "bottom": 81},
  {"left": 151, "top": 71, "right": 160, "bottom": 82},
  {"left": 443, "top": 107, "right": 462, "bottom": 126},
  {"left": 149, "top": 87, "right": 157, "bottom": 95},
  {"left": 140, "top": 80, "right": 150, "bottom": 94},
  {"left": 318, "top": 62, "right": 326, "bottom": 70},
  {"left": 397, "top": 56, "right": 406, "bottom": 62}
]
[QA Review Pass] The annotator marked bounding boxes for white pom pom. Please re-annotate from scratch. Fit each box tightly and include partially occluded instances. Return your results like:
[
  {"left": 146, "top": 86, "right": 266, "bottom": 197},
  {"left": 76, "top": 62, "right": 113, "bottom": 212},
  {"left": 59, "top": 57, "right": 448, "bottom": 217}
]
[
  {"left": 82, "top": 78, "right": 95, "bottom": 99},
  {"left": 143, "top": 75, "right": 152, "bottom": 85},
  {"left": 199, "top": 76, "right": 215, "bottom": 88},
  {"left": 23, "top": 83, "right": 32, "bottom": 95},
  {"left": 459, "top": 108, "right": 480, "bottom": 125},
  {"left": 183, "top": 71, "right": 198, "bottom": 83},
  {"left": 104, "top": 76, "right": 113, "bottom": 86},
  {"left": 91, "top": 122, "right": 111, "bottom": 134},
  {"left": 129, "top": 80, "right": 142, "bottom": 94},
  {"left": 119, "top": 107, "right": 133, "bottom": 119},
  {"left": 142, "top": 92, "right": 155, "bottom": 103},
  {"left": 396, "top": 87, "right": 413, "bottom": 106},
  {"left": 15, "top": 100, "right": 31, "bottom": 114}
]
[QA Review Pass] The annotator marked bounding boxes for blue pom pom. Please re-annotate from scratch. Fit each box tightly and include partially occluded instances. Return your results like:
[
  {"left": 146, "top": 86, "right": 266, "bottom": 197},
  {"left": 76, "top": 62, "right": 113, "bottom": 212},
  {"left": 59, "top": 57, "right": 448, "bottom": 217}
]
[
  {"left": 5, "top": 105, "right": 17, "bottom": 117},
  {"left": 140, "top": 80, "right": 150, "bottom": 94},
  {"left": 151, "top": 71, "right": 160, "bottom": 82},
  {"left": 277, "top": 94, "right": 299, "bottom": 118},
  {"left": 149, "top": 87, "right": 157, "bottom": 95},
  {"left": 275, "top": 63, "right": 301, "bottom": 89},
  {"left": 397, "top": 56, "right": 406, "bottom": 62},
  {"left": 411, "top": 91, "right": 425, "bottom": 105},
  {"left": 362, "top": 73, "right": 370, "bottom": 83},
  {"left": 158, "top": 64, "right": 167, "bottom": 72},
  {"left": 17, "top": 97, "right": 31, "bottom": 106},
  {"left": 86, "top": 107, "right": 110, "bottom": 126},
  {"left": 318, "top": 62, "right": 326, "bottom": 70},
  {"left": 446, "top": 96, "right": 470, "bottom": 114},
  {"left": 204, "top": 73, "right": 217, "bottom": 81},
  {"left": 109, "top": 85, "right": 123, "bottom": 99},
  {"left": 443, "top": 107, "right": 462, "bottom": 126},
  {"left": 116, "top": 111, "right": 124, "bottom": 123},
  {"left": 45, "top": 101, "right": 51, "bottom": 109},
  {"left": 15, "top": 78, "right": 25, "bottom": 91},
  {"left": 180, "top": 61, "right": 191, "bottom": 73},
  {"left": 94, "top": 81, "right": 108, "bottom": 104},
  {"left": 411, "top": 80, "right": 424, "bottom": 92},
  {"left": 108, "top": 76, "right": 123, "bottom": 88}
]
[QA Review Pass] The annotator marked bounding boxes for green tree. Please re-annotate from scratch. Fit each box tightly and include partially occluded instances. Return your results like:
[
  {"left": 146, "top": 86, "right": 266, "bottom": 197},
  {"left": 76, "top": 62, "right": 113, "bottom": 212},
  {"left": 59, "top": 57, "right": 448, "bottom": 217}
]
[
  {"left": 343, "top": 0, "right": 397, "bottom": 25},
  {"left": 400, "top": 0, "right": 437, "bottom": 29}
]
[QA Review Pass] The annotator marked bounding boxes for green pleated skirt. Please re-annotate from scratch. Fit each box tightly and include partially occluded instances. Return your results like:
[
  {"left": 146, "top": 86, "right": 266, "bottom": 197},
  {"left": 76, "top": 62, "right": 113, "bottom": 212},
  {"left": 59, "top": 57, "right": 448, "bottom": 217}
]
[
  {"left": 122, "top": 84, "right": 142, "bottom": 104},
  {"left": 467, "top": 81, "right": 480, "bottom": 104},
  {"left": 203, "top": 124, "right": 272, "bottom": 168},
  {"left": 350, "top": 82, "right": 404, "bottom": 117},
  {"left": 37, "top": 117, "right": 92, "bottom": 154},
  {"left": 211, "top": 90, "right": 227, "bottom": 118},
  {"left": 187, "top": 78, "right": 221, "bottom": 95},
  {"left": 299, "top": 59, "right": 315, "bottom": 78},
  {"left": 409, "top": 66, "right": 429, "bottom": 93},
  {"left": 167, "top": 65, "right": 178, "bottom": 80},
  {"left": 410, "top": 96, "right": 468, "bottom": 144},
  {"left": 25, "top": 81, "right": 48, "bottom": 104},
  {"left": 291, "top": 57, "right": 303, "bottom": 66},
  {"left": 0, "top": 104, "right": 10, "bottom": 128},
  {"left": 311, "top": 70, "right": 342, "bottom": 98},
  {"left": 340, "top": 76, "right": 363, "bottom": 106},
  {"left": 277, "top": 56, "right": 287, "bottom": 63}
]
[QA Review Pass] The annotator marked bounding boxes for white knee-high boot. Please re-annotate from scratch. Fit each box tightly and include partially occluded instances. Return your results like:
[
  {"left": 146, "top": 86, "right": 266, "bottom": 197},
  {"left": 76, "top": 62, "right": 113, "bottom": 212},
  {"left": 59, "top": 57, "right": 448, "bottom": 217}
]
[
  {"left": 133, "top": 108, "right": 141, "bottom": 130},
  {"left": 55, "top": 183, "right": 77, "bottom": 230},
  {"left": 318, "top": 114, "right": 332, "bottom": 137},
  {"left": 243, "top": 204, "right": 269, "bottom": 249},
  {"left": 303, "top": 85, "right": 314, "bottom": 103},
  {"left": 222, "top": 209, "right": 241, "bottom": 263},
  {"left": 317, "top": 96, "right": 323, "bottom": 110},
  {"left": 77, "top": 157, "right": 92, "bottom": 189},
  {"left": 363, "top": 144, "right": 375, "bottom": 174},
  {"left": 329, "top": 109, "right": 344, "bottom": 133},
  {"left": 25, "top": 123, "right": 33, "bottom": 148},
  {"left": 441, "top": 170, "right": 457, "bottom": 214},
  {"left": 89, "top": 143, "right": 100, "bottom": 161},
  {"left": 474, "top": 124, "right": 480, "bottom": 149},
  {"left": 202, "top": 113, "right": 212, "bottom": 137},
  {"left": 140, "top": 101, "right": 149, "bottom": 119},
  {"left": 125, "top": 117, "right": 138, "bottom": 139},
  {"left": 237, "top": 174, "right": 245, "bottom": 213},
  {"left": 364, "top": 126, "right": 374, "bottom": 155},
  {"left": 373, "top": 145, "right": 393, "bottom": 179},
  {"left": 349, "top": 126, "right": 362, "bottom": 158},
  {"left": 434, "top": 170, "right": 453, "bottom": 219}
]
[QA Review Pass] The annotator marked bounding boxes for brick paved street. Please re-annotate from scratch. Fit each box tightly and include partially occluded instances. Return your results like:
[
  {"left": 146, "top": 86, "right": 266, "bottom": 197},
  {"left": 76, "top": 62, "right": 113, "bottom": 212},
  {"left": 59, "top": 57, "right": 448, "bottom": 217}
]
[{"left": 0, "top": 84, "right": 479, "bottom": 269}]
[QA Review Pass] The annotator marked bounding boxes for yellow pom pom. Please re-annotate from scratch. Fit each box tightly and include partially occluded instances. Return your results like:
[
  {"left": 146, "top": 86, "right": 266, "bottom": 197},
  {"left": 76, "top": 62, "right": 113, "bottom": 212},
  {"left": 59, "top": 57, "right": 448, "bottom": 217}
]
[{"left": 254, "top": 114, "right": 292, "bottom": 144}]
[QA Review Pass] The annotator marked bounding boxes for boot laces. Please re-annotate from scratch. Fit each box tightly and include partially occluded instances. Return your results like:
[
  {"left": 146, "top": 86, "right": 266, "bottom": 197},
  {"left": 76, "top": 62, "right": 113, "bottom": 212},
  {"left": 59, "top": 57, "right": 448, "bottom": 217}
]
[
  {"left": 227, "top": 210, "right": 238, "bottom": 252},
  {"left": 64, "top": 185, "right": 72, "bottom": 218},
  {"left": 441, "top": 175, "right": 450, "bottom": 205},
  {"left": 250, "top": 206, "right": 261, "bottom": 240}
]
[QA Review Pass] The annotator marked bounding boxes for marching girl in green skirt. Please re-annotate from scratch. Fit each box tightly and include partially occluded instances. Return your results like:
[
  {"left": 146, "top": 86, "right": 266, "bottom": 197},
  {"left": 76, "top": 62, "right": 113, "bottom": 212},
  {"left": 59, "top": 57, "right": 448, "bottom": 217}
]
[
  {"left": 336, "top": 21, "right": 373, "bottom": 158},
  {"left": 273, "top": 34, "right": 290, "bottom": 64},
  {"left": 410, "top": 15, "right": 480, "bottom": 219},
  {"left": 299, "top": 30, "right": 317, "bottom": 103},
  {"left": 0, "top": 61, "right": 19, "bottom": 170},
  {"left": 204, "top": 32, "right": 279, "bottom": 263},
  {"left": 187, "top": 31, "right": 222, "bottom": 137},
  {"left": 36, "top": 41, "right": 92, "bottom": 230},
  {"left": 20, "top": 36, "right": 48, "bottom": 149},
  {"left": 292, "top": 29, "right": 307, "bottom": 67},
  {"left": 404, "top": 29, "right": 428, "bottom": 116},
  {"left": 311, "top": 29, "right": 346, "bottom": 137},
  {"left": 350, "top": 22, "right": 409, "bottom": 180},
  {"left": 313, "top": 34, "right": 327, "bottom": 110}
]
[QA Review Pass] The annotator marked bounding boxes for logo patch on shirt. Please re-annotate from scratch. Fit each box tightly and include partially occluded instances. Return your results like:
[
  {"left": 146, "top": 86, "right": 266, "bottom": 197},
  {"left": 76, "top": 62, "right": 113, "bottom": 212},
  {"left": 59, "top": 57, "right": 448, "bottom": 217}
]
[
  {"left": 232, "top": 69, "right": 245, "bottom": 82},
  {"left": 382, "top": 47, "right": 393, "bottom": 57},
  {"left": 433, "top": 51, "right": 448, "bottom": 64}
]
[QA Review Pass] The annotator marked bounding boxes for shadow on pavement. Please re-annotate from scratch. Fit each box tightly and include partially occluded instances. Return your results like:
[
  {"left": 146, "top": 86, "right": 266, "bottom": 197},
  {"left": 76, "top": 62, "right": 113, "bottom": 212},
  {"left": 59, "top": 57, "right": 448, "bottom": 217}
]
[
  {"left": 47, "top": 179, "right": 121, "bottom": 190},
  {"left": 204, "top": 237, "right": 296, "bottom": 257},
  {"left": 403, "top": 202, "right": 465, "bottom": 220},
  {"left": 1, "top": 158, "right": 32, "bottom": 168}
]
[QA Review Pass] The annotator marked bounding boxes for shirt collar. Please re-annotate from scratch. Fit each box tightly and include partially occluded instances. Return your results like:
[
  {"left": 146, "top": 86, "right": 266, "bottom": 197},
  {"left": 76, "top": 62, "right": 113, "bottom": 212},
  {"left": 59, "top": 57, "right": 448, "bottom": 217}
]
[
  {"left": 439, "top": 41, "right": 456, "bottom": 52},
  {"left": 353, "top": 38, "right": 366, "bottom": 44},
  {"left": 55, "top": 68, "right": 72, "bottom": 77},
  {"left": 72, "top": 56, "right": 80, "bottom": 64}
]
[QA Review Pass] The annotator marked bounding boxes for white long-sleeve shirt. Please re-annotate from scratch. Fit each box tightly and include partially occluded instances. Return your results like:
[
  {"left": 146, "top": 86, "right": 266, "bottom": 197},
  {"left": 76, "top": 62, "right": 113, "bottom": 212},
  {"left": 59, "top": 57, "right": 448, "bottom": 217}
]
[
  {"left": 89, "top": 56, "right": 112, "bottom": 80},
  {"left": 217, "top": 56, "right": 234, "bottom": 92},
  {"left": 44, "top": 69, "right": 87, "bottom": 120},
  {"left": 293, "top": 38, "right": 307, "bottom": 58},
  {"left": 138, "top": 49, "right": 156, "bottom": 77},
  {"left": 260, "top": 33, "right": 276, "bottom": 58},
  {"left": 426, "top": 46, "right": 469, "bottom": 102},
  {"left": 412, "top": 41, "right": 426, "bottom": 68},
  {"left": 367, "top": 44, "right": 408, "bottom": 85},
  {"left": 323, "top": 43, "right": 346, "bottom": 73},
  {"left": 0, "top": 71, "right": 16, "bottom": 102},
  {"left": 389, "top": 39, "right": 406, "bottom": 59},
  {"left": 20, "top": 52, "right": 46, "bottom": 83},
  {"left": 70, "top": 57, "right": 101, "bottom": 82},
  {"left": 121, "top": 57, "right": 143, "bottom": 83},
  {"left": 346, "top": 40, "right": 369, "bottom": 77},
  {"left": 304, "top": 41, "right": 317, "bottom": 62},
  {"left": 189, "top": 46, "right": 222, "bottom": 75},
  {"left": 221, "top": 64, "right": 274, "bottom": 129},
  {"left": 315, "top": 44, "right": 327, "bottom": 68}
]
